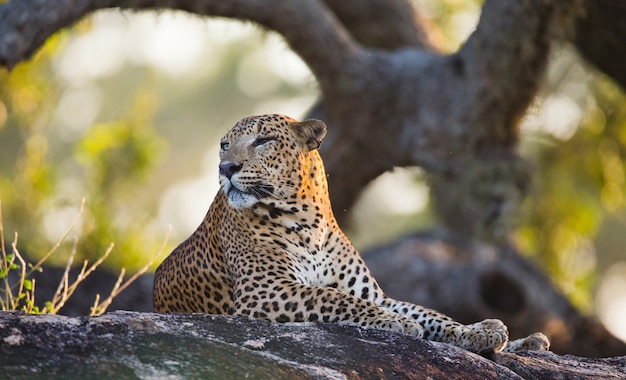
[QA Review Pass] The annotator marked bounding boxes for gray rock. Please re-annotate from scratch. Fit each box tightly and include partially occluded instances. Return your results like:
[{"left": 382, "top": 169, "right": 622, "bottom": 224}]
[{"left": 1, "top": 311, "right": 624, "bottom": 379}]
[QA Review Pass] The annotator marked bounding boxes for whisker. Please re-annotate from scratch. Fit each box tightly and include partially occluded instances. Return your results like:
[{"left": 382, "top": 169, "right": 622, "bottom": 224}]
[
  {"left": 257, "top": 185, "right": 278, "bottom": 199},
  {"left": 248, "top": 187, "right": 263, "bottom": 200}
]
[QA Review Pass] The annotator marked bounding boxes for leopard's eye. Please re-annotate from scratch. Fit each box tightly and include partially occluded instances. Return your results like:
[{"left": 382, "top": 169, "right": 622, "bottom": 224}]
[
  {"left": 252, "top": 136, "right": 277, "bottom": 147},
  {"left": 220, "top": 141, "right": 230, "bottom": 151}
]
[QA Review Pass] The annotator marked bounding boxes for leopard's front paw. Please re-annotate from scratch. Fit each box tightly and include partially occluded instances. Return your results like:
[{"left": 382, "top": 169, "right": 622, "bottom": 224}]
[
  {"left": 502, "top": 332, "right": 550, "bottom": 352},
  {"left": 461, "top": 319, "right": 509, "bottom": 353}
]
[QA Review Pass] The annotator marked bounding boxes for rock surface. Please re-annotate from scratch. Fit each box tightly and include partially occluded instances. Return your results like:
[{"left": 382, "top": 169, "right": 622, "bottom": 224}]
[{"left": 1, "top": 311, "right": 624, "bottom": 379}]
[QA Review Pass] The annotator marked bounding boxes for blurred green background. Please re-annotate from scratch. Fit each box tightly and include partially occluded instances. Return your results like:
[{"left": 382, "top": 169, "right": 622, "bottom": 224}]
[{"left": 0, "top": 1, "right": 624, "bottom": 340}]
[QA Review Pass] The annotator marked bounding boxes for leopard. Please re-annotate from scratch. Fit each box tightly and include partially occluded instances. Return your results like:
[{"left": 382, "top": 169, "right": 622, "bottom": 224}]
[{"left": 153, "top": 114, "right": 549, "bottom": 354}]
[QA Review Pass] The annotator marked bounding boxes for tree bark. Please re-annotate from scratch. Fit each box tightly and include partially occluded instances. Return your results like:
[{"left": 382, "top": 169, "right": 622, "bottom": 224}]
[
  {"left": 321, "top": 0, "right": 435, "bottom": 51},
  {"left": 0, "top": 0, "right": 609, "bottom": 230}
]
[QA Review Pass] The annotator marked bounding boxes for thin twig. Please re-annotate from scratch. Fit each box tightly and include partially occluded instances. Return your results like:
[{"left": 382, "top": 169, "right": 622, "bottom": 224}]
[
  {"left": 44, "top": 236, "right": 79, "bottom": 314},
  {"left": 0, "top": 197, "right": 163, "bottom": 315},
  {"left": 29, "top": 198, "right": 86, "bottom": 277},
  {"left": 91, "top": 293, "right": 101, "bottom": 314},
  {"left": 0, "top": 199, "right": 18, "bottom": 310},
  {"left": 90, "top": 268, "right": 126, "bottom": 316},
  {"left": 50, "top": 242, "right": 115, "bottom": 314},
  {"left": 90, "top": 225, "right": 172, "bottom": 316},
  {"left": 23, "top": 278, "right": 37, "bottom": 313},
  {"left": 12, "top": 239, "right": 26, "bottom": 311}
]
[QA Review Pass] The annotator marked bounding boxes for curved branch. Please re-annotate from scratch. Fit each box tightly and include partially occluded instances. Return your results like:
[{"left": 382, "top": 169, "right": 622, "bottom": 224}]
[
  {"left": 0, "top": 0, "right": 96, "bottom": 70},
  {"left": 322, "top": 0, "right": 435, "bottom": 51},
  {"left": 419, "top": 0, "right": 583, "bottom": 238},
  {"left": 0, "top": 0, "right": 360, "bottom": 91},
  {"left": 0, "top": 0, "right": 594, "bottom": 241},
  {"left": 316, "top": 0, "right": 582, "bottom": 232},
  {"left": 457, "top": 0, "right": 581, "bottom": 147}
]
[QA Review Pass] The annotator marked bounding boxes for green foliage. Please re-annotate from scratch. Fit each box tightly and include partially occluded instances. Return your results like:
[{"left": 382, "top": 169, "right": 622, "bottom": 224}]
[
  {"left": 517, "top": 75, "right": 626, "bottom": 312},
  {"left": 0, "top": 26, "right": 166, "bottom": 270},
  {"left": 75, "top": 92, "right": 164, "bottom": 188},
  {"left": 0, "top": 34, "right": 62, "bottom": 263},
  {"left": 72, "top": 89, "right": 167, "bottom": 269}
]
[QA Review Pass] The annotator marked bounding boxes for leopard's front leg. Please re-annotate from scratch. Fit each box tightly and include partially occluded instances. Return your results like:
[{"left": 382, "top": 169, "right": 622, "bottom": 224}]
[
  {"left": 231, "top": 279, "right": 425, "bottom": 337},
  {"left": 379, "top": 298, "right": 509, "bottom": 353},
  {"left": 380, "top": 298, "right": 550, "bottom": 353}
]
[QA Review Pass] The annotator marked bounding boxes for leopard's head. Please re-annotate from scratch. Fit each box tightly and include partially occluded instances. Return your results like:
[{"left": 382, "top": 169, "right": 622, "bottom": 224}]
[{"left": 218, "top": 114, "right": 327, "bottom": 209}]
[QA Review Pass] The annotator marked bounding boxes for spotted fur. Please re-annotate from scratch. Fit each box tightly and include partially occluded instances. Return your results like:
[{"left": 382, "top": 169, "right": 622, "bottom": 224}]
[{"left": 153, "top": 114, "right": 549, "bottom": 353}]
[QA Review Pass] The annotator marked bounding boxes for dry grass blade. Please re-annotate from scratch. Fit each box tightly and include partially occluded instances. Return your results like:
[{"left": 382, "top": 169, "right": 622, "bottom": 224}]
[
  {"left": 0, "top": 199, "right": 10, "bottom": 309},
  {"left": 42, "top": 237, "right": 79, "bottom": 314},
  {"left": 22, "top": 278, "right": 37, "bottom": 313},
  {"left": 90, "top": 226, "right": 172, "bottom": 316},
  {"left": 1, "top": 196, "right": 168, "bottom": 316},
  {"left": 90, "top": 268, "right": 126, "bottom": 316},
  {"left": 12, "top": 242, "right": 27, "bottom": 310},
  {"left": 0, "top": 200, "right": 26, "bottom": 311},
  {"left": 49, "top": 242, "right": 115, "bottom": 314},
  {"left": 0, "top": 197, "right": 112, "bottom": 314},
  {"left": 0, "top": 235, "right": 21, "bottom": 310},
  {"left": 29, "top": 198, "right": 86, "bottom": 276}
]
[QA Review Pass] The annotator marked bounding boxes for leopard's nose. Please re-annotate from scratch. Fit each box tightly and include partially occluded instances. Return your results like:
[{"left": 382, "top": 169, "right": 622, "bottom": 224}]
[{"left": 219, "top": 162, "right": 242, "bottom": 179}]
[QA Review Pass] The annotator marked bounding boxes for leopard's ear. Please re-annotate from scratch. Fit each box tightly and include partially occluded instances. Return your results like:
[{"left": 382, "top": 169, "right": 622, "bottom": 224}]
[{"left": 290, "top": 119, "right": 327, "bottom": 151}]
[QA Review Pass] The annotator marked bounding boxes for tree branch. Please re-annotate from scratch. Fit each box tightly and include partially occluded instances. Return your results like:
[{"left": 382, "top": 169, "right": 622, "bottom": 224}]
[
  {"left": 425, "top": 0, "right": 582, "bottom": 238},
  {"left": 458, "top": 0, "right": 582, "bottom": 147},
  {"left": 0, "top": 0, "right": 360, "bottom": 91},
  {"left": 317, "top": 0, "right": 581, "bottom": 233},
  {"left": 0, "top": 0, "right": 96, "bottom": 70},
  {"left": 322, "top": 0, "right": 435, "bottom": 51},
  {"left": 0, "top": 0, "right": 585, "bottom": 237}
]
